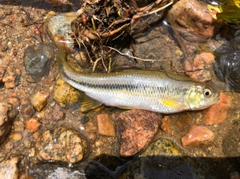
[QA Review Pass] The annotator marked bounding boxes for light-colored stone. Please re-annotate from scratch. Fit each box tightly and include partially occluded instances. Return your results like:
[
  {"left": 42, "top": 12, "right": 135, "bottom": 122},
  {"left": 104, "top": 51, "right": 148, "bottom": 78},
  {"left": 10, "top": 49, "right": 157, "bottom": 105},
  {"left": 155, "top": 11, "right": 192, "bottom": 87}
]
[
  {"left": 30, "top": 90, "right": 49, "bottom": 112},
  {"left": 0, "top": 157, "right": 18, "bottom": 179},
  {"left": 36, "top": 128, "right": 88, "bottom": 163}
]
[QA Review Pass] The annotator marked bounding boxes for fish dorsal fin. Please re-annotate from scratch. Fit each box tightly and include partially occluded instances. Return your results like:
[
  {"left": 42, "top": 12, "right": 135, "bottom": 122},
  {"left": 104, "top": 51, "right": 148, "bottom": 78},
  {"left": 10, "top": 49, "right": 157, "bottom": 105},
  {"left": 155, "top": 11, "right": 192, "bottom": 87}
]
[
  {"left": 79, "top": 93, "right": 103, "bottom": 112},
  {"left": 164, "top": 71, "right": 192, "bottom": 82}
]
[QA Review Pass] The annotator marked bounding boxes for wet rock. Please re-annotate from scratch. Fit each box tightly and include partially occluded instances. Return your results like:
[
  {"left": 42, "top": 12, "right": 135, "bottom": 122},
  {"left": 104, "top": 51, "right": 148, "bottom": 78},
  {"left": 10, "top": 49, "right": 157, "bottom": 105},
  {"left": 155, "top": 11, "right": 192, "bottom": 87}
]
[
  {"left": 160, "top": 116, "right": 174, "bottom": 135},
  {"left": 47, "top": 12, "right": 77, "bottom": 49},
  {"left": 80, "top": 115, "right": 89, "bottom": 124},
  {"left": 30, "top": 90, "right": 49, "bottom": 112},
  {"left": 24, "top": 43, "right": 55, "bottom": 82},
  {"left": 36, "top": 127, "right": 88, "bottom": 163},
  {"left": 141, "top": 138, "right": 184, "bottom": 157},
  {"left": 214, "top": 48, "right": 240, "bottom": 92},
  {"left": 184, "top": 53, "right": 215, "bottom": 82},
  {"left": 29, "top": 161, "right": 114, "bottom": 179},
  {"left": 9, "top": 132, "right": 22, "bottom": 142},
  {"left": 0, "top": 97, "right": 19, "bottom": 144},
  {"left": 20, "top": 102, "right": 35, "bottom": 120},
  {"left": 176, "top": 113, "right": 192, "bottom": 132},
  {"left": 97, "top": 113, "right": 116, "bottom": 137},
  {"left": 25, "top": 117, "right": 41, "bottom": 133},
  {"left": 168, "top": 0, "right": 216, "bottom": 54},
  {"left": 181, "top": 125, "right": 215, "bottom": 148},
  {"left": 52, "top": 104, "right": 65, "bottom": 121},
  {"left": 116, "top": 110, "right": 161, "bottom": 157},
  {"left": 203, "top": 92, "right": 231, "bottom": 125},
  {"left": 53, "top": 77, "right": 82, "bottom": 107},
  {"left": 2, "top": 66, "right": 20, "bottom": 89},
  {"left": 120, "top": 139, "right": 212, "bottom": 179},
  {"left": 0, "top": 157, "right": 18, "bottom": 179}
]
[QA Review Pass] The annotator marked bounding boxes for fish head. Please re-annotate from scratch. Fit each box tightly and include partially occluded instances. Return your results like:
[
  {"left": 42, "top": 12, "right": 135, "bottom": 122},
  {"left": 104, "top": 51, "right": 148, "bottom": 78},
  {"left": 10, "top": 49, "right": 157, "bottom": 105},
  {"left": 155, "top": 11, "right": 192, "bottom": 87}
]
[{"left": 184, "top": 84, "right": 220, "bottom": 110}]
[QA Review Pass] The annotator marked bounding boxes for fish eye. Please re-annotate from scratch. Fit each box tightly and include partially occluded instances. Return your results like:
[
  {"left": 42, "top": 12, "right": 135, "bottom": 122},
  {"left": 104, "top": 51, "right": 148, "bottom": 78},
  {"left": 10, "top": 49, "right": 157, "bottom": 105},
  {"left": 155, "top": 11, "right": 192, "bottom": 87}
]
[{"left": 203, "top": 88, "right": 212, "bottom": 97}]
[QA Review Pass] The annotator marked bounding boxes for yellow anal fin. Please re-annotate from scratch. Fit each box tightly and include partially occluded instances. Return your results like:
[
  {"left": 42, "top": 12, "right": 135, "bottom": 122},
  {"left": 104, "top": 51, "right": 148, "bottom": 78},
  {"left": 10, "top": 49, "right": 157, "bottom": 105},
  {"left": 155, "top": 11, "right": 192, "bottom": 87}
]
[
  {"left": 161, "top": 99, "right": 182, "bottom": 109},
  {"left": 79, "top": 93, "right": 103, "bottom": 112}
]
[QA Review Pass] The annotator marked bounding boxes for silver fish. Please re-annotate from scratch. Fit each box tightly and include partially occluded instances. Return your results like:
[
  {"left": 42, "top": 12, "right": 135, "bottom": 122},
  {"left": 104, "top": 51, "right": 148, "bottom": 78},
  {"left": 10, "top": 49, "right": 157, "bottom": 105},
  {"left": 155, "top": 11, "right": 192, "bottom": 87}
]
[{"left": 57, "top": 48, "right": 220, "bottom": 114}]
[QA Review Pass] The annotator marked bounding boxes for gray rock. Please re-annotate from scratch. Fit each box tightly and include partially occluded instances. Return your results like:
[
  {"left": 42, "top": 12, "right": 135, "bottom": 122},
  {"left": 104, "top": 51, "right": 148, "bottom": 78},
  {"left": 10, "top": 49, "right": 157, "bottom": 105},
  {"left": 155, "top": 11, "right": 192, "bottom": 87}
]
[
  {"left": 47, "top": 12, "right": 77, "bottom": 49},
  {"left": 24, "top": 43, "right": 55, "bottom": 82}
]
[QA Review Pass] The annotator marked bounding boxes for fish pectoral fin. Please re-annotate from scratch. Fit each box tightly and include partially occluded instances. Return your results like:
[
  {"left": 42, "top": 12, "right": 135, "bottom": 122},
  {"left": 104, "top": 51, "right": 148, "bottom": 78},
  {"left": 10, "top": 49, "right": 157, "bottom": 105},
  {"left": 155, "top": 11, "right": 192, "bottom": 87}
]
[
  {"left": 161, "top": 99, "right": 182, "bottom": 109},
  {"left": 79, "top": 94, "right": 103, "bottom": 112},
  {"left": 118, "top": 105, "right": 133, "bottom": 109}
]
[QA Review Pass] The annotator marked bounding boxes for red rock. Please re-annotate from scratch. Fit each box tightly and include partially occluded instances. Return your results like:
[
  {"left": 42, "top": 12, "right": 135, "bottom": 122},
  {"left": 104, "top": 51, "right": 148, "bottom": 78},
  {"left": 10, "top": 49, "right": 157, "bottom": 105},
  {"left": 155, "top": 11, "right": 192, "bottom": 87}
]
[
  {"left": 168, "top": 0, "right": 216, "bottom": 54},
  {"left": 97, "top": 113, "right": 116, "bottom": 137},
  {"left": 25, "top": 117, "right": 41, "bottom": 133},
  {"left": 181, "top": 124, "right": 215, "bottom": 148},
  {"left": 160, "top": 116, "right": 174, "bottom": 135},
  {"left": 203, "top": 92, "right": 231, "bottom": 125},
  {"left": 116, "top": 110, "right": 161, "bottom": 157},
  {"left": 184, "top": 53, "right": 214, "bottom": 82}
]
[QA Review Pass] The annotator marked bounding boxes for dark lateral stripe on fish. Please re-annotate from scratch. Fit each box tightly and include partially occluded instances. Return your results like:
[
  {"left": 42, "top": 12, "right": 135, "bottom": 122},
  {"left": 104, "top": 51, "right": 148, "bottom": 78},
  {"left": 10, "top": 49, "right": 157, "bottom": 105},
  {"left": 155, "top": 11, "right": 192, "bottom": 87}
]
[{"left": 61, "top": 68, "right": 168, "bottom": 92}]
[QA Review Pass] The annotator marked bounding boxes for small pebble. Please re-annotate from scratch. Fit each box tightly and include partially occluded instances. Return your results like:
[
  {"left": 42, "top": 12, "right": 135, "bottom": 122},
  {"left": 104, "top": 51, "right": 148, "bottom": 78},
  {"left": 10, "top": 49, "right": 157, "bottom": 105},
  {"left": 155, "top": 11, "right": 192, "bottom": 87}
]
[
  {"left": 23, "top": 139, "right": 31, "bottom": 148},
  {"left": 52, "top": 104, "right": 64, "bottom": 121},
  {"left": 160, "top": 116, "right": 174, "bottom": 135},
  {"left": 2, "top": 67, "right": 17, "bottom": 89},
  {"left": 80, "top": 115, "right": 89, "bottom": 124},
  {"left": 33, "top": 132, "right": 40, "bottom": 140},
  {"left": 5, "top": 141, "right": 13, "bottom": 149},
  {"left": 53, "top": 77, "right": 81, "bottom": 107},
  {"left": 181, "top": 124, "right": 215, "bottom": 148},
  {"left": 30, "top": 90, "right": 49, "bottom": 112},
  {"left": 25, "top": 117, "right": 41, "bottom": 133},
  {"left": 10, "top": 132, "right": 22, "bottom": 142},
  {"left": 88, "top": 132, "right": 97, "bottom": 142},
  {"left": 21, "top": 103, "right": 35, "bottom": 119},
  {"left": 97, "top": 113, "right": 116, "bottom": 137}
]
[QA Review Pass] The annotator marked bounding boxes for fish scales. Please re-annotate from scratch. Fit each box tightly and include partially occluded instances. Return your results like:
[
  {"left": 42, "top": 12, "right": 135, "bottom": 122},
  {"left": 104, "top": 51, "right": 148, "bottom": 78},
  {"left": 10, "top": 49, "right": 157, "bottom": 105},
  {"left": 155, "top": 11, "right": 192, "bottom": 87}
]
[{"left": 57, "top": 47, "right": 220, "bottom": 114}]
